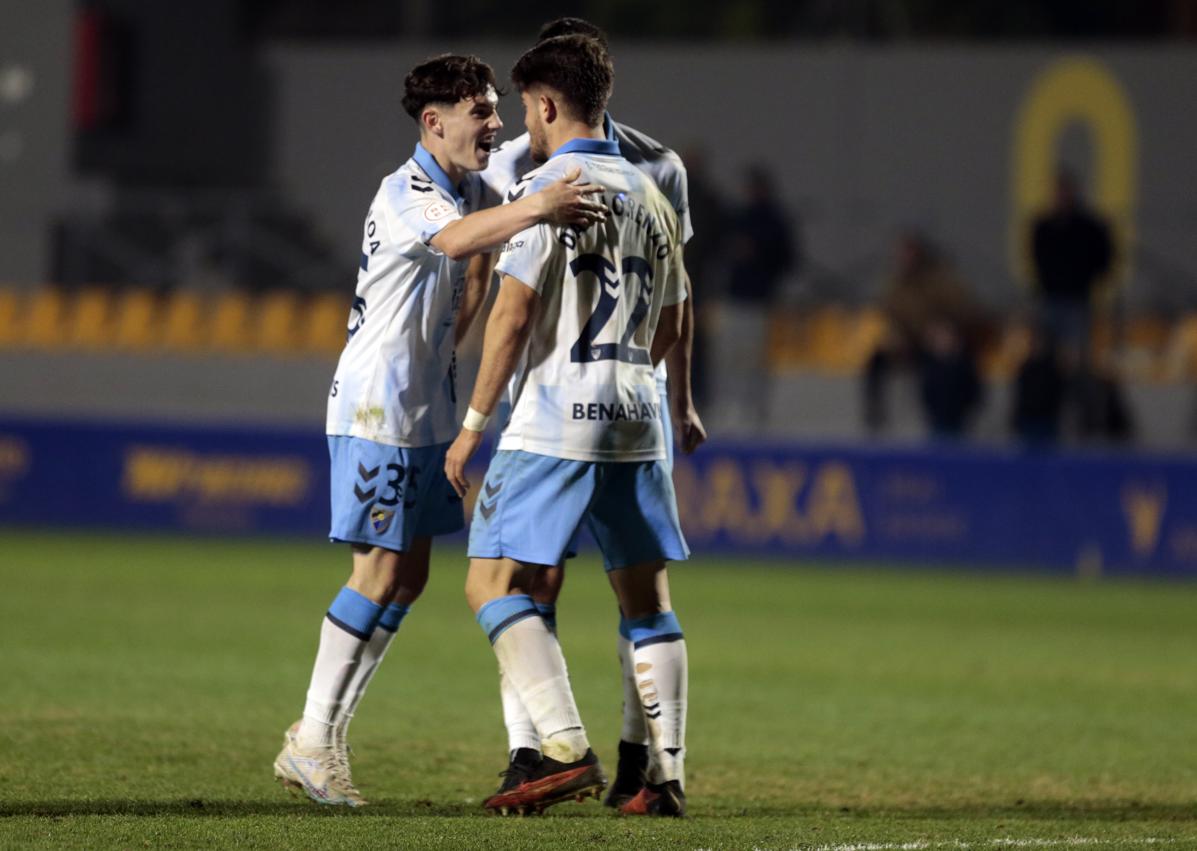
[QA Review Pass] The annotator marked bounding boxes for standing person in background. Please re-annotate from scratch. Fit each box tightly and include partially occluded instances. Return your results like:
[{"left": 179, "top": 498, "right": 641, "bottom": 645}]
[
  {"left": 1030, "top": 168, "right": 1116, "bottom": 440},
  {"left": 1031, "top": 168, "right": 1113, "bottom": 359},
  {"left": 466, "top": 16, "right": 706, "bottom": 813},
  {"left": 864, "top": 231, "right": 986, "bottom": 438},
  {"left": 271, "top": 54, "right": 607, "bottom": 807},
  {"left": 717, "top": 164, "right": 797, "bottom": 432},
  {"left": 1011, "top": 322, "right": 1066, "bottom": 445}
]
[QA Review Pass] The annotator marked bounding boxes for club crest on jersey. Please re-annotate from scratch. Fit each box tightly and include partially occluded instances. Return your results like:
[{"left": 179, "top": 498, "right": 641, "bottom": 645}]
[
  {"left": 370, "top": 508, "right": 394, "bottom": 534},
  {"left": 423, "top": 200, "right": 455, "bottom": 222}
]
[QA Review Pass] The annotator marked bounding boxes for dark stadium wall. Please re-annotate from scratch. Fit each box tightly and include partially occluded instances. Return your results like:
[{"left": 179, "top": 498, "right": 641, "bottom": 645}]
[
  {"left": 71, "top": 0, "right": 270, "bottom": 186},
  {"left": 263, "top": 43, "right": 1197, "bottom": 312},
  {"left": 0, "top": 0, "right": 73, "bottom": 284}
]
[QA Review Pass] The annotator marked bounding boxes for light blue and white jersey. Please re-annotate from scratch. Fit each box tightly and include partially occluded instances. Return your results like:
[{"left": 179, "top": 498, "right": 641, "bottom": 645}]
[
  {"left": 326, "top": 144, "right": 484, "bottom": 447},
  {"left": 494, "top": 138, "right": 687, "bottom": 463},
  {"left": 480, "top": 115, "right": 692, "bottom": 387}
]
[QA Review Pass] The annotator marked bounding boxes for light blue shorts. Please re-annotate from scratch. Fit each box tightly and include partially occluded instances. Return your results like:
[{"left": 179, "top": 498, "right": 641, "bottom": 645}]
[
  {"left": 561, "top": 378, "right": 673, "bottom": 559},
  {"left": 328, "top": 436, "right": 464, "bottom": 551},
  {"left": 468, "top": 449, "right": 689, "bottom": 571}
]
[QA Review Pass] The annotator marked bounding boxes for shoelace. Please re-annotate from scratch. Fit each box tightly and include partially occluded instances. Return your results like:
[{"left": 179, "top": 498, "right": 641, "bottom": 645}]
[
  {"left": 498, "top": 763, "right": 535, "bottom": 785},
  {"left": 327, "top": 747, "right": 361, "bottom": 793}
]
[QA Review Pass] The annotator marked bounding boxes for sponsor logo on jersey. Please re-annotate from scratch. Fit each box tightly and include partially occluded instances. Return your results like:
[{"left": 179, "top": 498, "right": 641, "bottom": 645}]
[{"left": 423, "top": 200, "right": 455, "bottom": 222}]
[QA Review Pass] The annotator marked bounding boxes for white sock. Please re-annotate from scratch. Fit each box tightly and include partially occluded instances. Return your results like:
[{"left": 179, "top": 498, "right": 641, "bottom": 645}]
[
  {"left": 492, "top": 616, "right": 588, "bottom": 762},
  {"left": 617, "top": 632, "right": 650, "bottom": 745},
  {"left": 336, "top": 625, "right": 396, "bottom": 747},
  {"left": 499, "top": 668, "right": 541, "bottom": 754},
  {"left": 633, "top": 638, "right": 688, "bottom": 785},
  {"left": 297, "top": 616, "right": 369, "bottom": 749},
  {"left": 333, "top": 601, "right": 409, "bottom": 747}
]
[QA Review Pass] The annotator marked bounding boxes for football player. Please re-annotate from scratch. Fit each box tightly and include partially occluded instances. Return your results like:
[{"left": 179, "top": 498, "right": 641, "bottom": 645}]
[
  {"left": 446, "top": 34, "right": 691, "bottom": 817},
  {"left": 467, "top": 18, "right": 705, "bottom": 812},
  {"left": 272, "top": 53, "right": 607, "bottom": 806}
]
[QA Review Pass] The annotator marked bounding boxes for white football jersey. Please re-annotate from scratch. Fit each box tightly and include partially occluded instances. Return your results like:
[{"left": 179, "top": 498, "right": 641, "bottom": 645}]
[
  {"left": 326, "top": 144, "right": 484, "bottom": 447},
  {"left": 480, "top": 114, "right": 692, "bottom": 385},
  {"left": 494, "top": 138, "right": 687, "bottom": 462}
]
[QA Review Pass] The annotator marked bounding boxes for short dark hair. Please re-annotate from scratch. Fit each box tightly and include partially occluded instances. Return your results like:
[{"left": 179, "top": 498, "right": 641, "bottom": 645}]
[
  {"left": 536, "top": 17, "right": 609, "bottom": 49},
  {"left": 511, "top": 35, "right": 613, "bottom": 128},
  {"left": 401, "top": 54, "right": 498, "bottom": 121}
]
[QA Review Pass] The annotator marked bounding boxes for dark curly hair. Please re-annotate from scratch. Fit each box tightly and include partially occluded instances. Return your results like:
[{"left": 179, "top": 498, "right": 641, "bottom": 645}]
[
  {"left": 401, "top": 54, "right": 498, "bottom": 121},
  {"left": 510, "top": 35, "right": 613, "bottom": 128},
  {"left": 536, "top": 17, "right": 609, "bottom": 49}
]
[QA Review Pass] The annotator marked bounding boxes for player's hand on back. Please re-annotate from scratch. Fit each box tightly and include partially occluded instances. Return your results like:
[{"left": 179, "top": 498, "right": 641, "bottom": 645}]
[{"left": 538, "top": 167, "right": 607, "bottom": 228}]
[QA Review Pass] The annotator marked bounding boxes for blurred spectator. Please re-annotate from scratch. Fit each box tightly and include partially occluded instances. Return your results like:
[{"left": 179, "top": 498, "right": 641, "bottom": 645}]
[
  {"left": 681, "top": 148, "right": 728, "bottom": 286},
  {"left": 711, "top": 165, "right": 798, "bottom": 431},
  {"left": 1011, "top": 323, "right": 1066, "bottom": 445},
  {"left": 1030, "top": 168, "right": 1130, "bottom": 443},
  {"left": 1076, "top": 361, "right": 1135, "bottom": 443},
  {"left": 865, "top": 231, "right": 986, "bottom": 438},
  {"left": 1031, "top": 169, "right": 1112, "bottom": 360},
  {"left": 727, "top": 165, "right": 797, "bottom": 306}
]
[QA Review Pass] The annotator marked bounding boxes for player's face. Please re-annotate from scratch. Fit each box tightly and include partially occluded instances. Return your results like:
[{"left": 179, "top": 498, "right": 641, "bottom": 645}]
[
  {"left": 522, "top": 90, "right": 551, "bottom": 164},
  {"left": 442, "top": 86, "right": 502, "bottom": 172}
]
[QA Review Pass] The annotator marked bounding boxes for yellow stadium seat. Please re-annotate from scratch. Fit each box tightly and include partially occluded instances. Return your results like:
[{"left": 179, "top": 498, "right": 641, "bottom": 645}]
[
  {"left": 302, "top": 293, "right": 348, "bottom": 356},
  {"left": 827, "top": 307, "right": 888, "bottom": 373},
  {"left": 1162, "top": 314, "right": 1197, "bottom": 382},
  {"left": 980, "top": 322, "right": 1031, "bottom": 381},
  {"left": 808, "top": 306, "right": 853, "bottom": 372},
  {"left": 160, "top": 290, "right": 207, "bottom": 352},
  {"left": 112, "top": 289, "right": 160, "bottom": 351},
  {"left": 0, "top": 289, "right": 23, "bottom": 347},
  {"left": 1126, "top": 316, "right": 1171, "bottom": 350},
  {"left": 26, "top": 289, "right": 66, "bottom": 349},
  {"left": 766, "top": 307, "right": 809, "bottom": 369},
  {"left": 1118, "top": 316, "right": 1172, "bottom": 381},
  {"left": 208, "top": 291, "right": 252, "bottom": 352},
  {"left": 257, "top": 291, "right": 300, "bottom": 354},
  {"left": 68, "top": 288, "right": 115, "bottom": 349}
]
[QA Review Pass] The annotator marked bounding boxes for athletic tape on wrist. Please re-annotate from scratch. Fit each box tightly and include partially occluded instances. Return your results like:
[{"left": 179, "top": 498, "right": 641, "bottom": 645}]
[{"left": 463, "top": 406, "right": 490, "bottom": 432}]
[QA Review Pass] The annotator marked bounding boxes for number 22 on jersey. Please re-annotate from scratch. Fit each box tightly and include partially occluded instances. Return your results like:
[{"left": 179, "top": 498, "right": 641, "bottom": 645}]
[{"left": 569, "top": 253, "right": 653, "bottom": 365}]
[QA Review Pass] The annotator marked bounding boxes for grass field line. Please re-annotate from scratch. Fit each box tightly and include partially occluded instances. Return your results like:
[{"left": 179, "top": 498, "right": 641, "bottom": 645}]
[{"left": 803, "top": 838, "right": 1179, "bottom": 851}]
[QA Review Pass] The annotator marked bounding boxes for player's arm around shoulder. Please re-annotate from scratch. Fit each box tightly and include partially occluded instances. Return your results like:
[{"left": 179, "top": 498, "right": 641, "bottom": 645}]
[{"left": 430, "top": 167, "right": 608, "bottom": 262}]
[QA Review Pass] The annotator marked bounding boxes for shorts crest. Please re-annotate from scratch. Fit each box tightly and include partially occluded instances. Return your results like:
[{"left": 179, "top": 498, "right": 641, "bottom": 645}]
[{"left": 370, "top": 507, "right": 394, "bottom": 534}]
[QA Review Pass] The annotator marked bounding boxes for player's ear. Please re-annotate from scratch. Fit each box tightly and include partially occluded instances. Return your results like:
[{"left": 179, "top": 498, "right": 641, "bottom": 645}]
[
  {"left": 539, "top": 93, "right": 557, "bottom": 125},
  {"left": 422, "top": 106, "right": 444, "bottom": 138}
]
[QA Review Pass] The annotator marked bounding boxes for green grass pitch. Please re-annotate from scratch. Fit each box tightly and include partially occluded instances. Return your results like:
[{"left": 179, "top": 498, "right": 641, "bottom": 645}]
[{"left": 1, "top": 530, "right": 1195, "bottom": 849}]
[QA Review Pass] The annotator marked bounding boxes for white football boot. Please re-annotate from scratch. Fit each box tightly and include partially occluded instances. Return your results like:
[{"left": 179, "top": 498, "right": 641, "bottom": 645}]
[{"left": 273, "top": 721, "right": 367, "bottom": 807}]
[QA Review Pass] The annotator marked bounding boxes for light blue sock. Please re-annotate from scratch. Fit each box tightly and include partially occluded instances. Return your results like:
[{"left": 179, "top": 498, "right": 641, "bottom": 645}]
[
  {"left": 477, "top": 594, "right": 541, "bottom": 644},
  {"left": 326, "top": 586, "right": 384, "bottom": 640}
]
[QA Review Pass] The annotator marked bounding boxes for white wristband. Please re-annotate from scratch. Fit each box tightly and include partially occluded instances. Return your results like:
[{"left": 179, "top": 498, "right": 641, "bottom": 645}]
[{"left": 462, "top": 406, "right": 491, "bottom": 433}]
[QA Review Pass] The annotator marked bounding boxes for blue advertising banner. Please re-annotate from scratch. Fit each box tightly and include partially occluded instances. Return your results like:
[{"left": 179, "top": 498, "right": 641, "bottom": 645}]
[
  {"left": 1, "top": 417, "right": 1195, "bottom": 578},
  {"left": 0, "top": 418, "right": 330, "bottom": 536},
  {"left": 670, "top": 441, "right": 1197, "bottom": 578}
]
